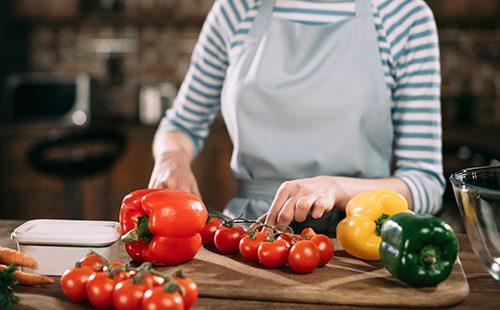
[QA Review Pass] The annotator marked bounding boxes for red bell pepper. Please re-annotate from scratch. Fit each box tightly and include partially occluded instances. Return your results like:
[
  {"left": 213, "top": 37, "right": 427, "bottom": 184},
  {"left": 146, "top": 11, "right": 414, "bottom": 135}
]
[{"left": 119, "top": 189, "right": 208, "bottom": 265}]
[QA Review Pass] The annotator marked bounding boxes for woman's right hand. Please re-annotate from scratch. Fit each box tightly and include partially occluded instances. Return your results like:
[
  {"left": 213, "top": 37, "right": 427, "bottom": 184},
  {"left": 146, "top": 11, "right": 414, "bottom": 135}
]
[{"left": 148, "top": 150, "right": 201, "bottom": 196}]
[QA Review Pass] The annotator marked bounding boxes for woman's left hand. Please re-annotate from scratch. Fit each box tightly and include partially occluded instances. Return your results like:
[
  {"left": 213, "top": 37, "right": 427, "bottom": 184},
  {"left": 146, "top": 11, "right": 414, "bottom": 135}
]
[{"left": 263, "top": 176, "right": 347, "bottom": 229}]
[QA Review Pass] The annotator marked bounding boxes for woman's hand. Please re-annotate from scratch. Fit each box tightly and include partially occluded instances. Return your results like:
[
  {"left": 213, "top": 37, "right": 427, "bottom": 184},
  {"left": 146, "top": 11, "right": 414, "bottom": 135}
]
[
  {"left": 264, "top": 176, "right": 347, "bottom": 229},
  {"left": 148, "top": 150, "right": 200, "bottom": 196}
]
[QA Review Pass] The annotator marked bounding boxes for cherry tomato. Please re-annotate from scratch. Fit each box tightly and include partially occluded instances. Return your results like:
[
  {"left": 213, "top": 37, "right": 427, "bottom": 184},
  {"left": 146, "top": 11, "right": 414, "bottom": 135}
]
[
  {"left": 147, "top": 234, "right": 202, "bottom": 266},
  {"left": 301, "top": 228, "right": 317, "bottom": 238},
  {"left": 103, "top": 261, "right": 126, "bottom": 272},
  {"left": 60, "top": 265, "right": 94, "bottom": 302},
  {"left": 142, "top": 286, "right": 184, "bottom": 310},
  {"left": 288, "top": 240, "right": 320, "bottom": 274},
  {"left": 214, "top": 225, "right": 246, "bottom": 254},
  {"left": 79, "top": 253, "right": 106, "bottom": 272},
  {"left": 86, "top": 271, "right": 122, "bottom": 309},
  {"left": 113, "top": 275, "right": 162, "bottom": 310},
  {"left": 277, "top": 234, "right": 302, "bottom": 248},
  {"left": 311, "top": 234, "right": 334, "bottom": 266},
  {"left": 257, "top": 239, "right": 290, "bottom": 268},
  {"left": 200, "top": 217, "right": 222, "bottom": 247},
  {"left": 174, "top": 276, "right": 198, "bottom": 309},
  {"left": 239, "top": 231, "right": 267, "bottom": 262}
]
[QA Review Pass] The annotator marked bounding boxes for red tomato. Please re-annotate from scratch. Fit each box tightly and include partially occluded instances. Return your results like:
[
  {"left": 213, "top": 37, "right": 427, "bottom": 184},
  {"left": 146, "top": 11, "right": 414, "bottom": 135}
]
[
  {"left": 301, "top": 228, "right": 317, "bottom": 238},
  {"left": 113, "top": 275, "right": 162, "bottom": 310},
  {"left": 103, "top": 261, "right": 125, "bottom": 272},
  {"left": 60, "top": 265, "right": 94, "bottom": 301},
  {"left": 147, "top": 234, "right": 202, "bottom": 266},
  {"left": 214, "top": 225, "right": 246, "bottom": 254},
  {"left": 79, "top": 253, "right": 106, "bottom": 272},
  {"left": 174, "top": 276, "right": 198, "bottom": 309},
  {"left": 277, "top": 234, "right": 302, "bottom": 248},
  {"left": 288, "top": 240, "right": 320, "bottom": 274},
  {"left": 200, "top": 217, "right": 222, "bottom": 247},
  {"left": 86, "top": 272, "right": 121, "bottom": 309},
  {"left": 257, "top": 239, "right": 290, "bottom": 268},
  {"left": 142, "top": 286, "right": 184, "bottom": 310},
  {"left": 239, "top": 231, "right": 267, "bottom": 262},
  {"left": 141, "top": 190, "right": 208, "bottom": 238},
  {"left": 311, "top": 234, "right": 334, "bottom": 266}
]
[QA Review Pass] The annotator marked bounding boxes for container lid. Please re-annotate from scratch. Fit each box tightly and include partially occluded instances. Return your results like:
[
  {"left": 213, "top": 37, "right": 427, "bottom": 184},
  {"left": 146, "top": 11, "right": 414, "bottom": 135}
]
[{"left": 11, "top": 219, "right": 120, "bottom": 246}]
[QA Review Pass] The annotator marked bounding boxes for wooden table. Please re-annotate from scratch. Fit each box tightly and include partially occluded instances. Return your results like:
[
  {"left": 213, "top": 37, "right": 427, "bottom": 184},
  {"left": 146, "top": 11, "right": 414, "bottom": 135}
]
[{"left": 1, "top": 220, "right": 498, "bottom": 309}]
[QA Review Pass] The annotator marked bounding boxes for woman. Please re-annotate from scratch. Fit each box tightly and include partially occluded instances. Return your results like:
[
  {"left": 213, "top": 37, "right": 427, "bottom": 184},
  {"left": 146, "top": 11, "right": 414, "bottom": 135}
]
[{"left": 149, "top": 0, "right": 444, "bottom": 235}]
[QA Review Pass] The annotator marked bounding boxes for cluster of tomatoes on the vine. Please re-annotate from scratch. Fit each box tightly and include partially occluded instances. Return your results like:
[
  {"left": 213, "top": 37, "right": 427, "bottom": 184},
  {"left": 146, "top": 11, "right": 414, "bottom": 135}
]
[
  {"left": 200, "top": 216, "right": 335, "bottom": 274},
  {"left": 60, "top": 252, "right": 197, "bottom": 310}
]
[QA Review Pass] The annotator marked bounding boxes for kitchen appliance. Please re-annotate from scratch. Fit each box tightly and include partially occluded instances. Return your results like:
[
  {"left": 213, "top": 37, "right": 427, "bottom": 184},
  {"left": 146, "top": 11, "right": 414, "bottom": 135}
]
[
  {"left": 11, "top": 219, "right": 120, "bottom": 276},
  {"left": 451, "top": 165, "right": 500, "bottom": 280},
  {"left": 2, "top": 73, "right": 94, "bottom": 126}
]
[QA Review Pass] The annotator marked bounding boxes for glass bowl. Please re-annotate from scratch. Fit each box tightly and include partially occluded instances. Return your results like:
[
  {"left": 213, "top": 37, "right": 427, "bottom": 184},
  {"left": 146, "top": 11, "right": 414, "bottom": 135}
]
[{"left": 450, "top": 166, "right": 500, "bottom": 280}]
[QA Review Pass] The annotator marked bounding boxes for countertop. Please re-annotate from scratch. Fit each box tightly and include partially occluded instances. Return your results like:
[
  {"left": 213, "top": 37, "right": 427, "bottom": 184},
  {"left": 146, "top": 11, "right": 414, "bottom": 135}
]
[{"left": 1, "top": 220, "right": 499, "bottom": 309}]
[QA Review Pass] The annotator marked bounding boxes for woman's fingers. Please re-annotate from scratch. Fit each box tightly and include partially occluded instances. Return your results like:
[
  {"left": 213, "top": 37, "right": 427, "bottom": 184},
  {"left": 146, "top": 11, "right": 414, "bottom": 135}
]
[
  {"left": 276, "top": 197, "right": 297, "bottom": 229},
  {"left": 294, "top": 195, "right": 317, "bottom": 222},
  {"left": 264, "top": 181, "right": 297, "bottom": 226},
  {"left": 311, "top": 197, "right": 334, "bottom": 219}
]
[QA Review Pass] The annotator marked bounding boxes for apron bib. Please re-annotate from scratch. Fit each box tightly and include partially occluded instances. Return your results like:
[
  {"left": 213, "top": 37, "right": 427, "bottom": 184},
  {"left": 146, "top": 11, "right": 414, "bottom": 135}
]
[{"left": 220, "top": 0, "right": 393, "bottom": 236}]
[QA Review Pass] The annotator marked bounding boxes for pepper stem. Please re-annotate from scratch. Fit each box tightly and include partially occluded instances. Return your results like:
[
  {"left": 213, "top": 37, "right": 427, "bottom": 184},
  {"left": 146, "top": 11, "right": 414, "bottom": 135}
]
[
  {"left": 121, "top": 216, "right": 153, "bottom": 243},
  {"left": 419, "top": 245, "right": 440, "bottom": 266},
  {"left": 375, "top": 213, "right": 390, "bottom": 236}
]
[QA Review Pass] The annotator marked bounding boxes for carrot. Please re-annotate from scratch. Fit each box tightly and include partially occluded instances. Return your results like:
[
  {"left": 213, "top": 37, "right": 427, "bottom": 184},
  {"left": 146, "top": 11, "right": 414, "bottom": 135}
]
[
  {"left": 0, "top": 247, "right": 38, "bottom": 269},
  {"left": 0, "top": 264, "right": 55, "bottom": 286}
]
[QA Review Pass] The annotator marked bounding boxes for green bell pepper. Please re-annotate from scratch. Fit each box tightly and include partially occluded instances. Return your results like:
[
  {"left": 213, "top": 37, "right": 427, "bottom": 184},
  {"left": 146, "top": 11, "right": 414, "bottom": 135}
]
[{"left": 379, "top": 213, "right": 458, "bottom": 287}]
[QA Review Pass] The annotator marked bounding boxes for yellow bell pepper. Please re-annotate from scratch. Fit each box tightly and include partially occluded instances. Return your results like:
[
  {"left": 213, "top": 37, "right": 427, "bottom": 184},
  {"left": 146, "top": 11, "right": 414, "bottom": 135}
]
[{"left": 336, "top": 189, "right": 412, "bottom": 260}]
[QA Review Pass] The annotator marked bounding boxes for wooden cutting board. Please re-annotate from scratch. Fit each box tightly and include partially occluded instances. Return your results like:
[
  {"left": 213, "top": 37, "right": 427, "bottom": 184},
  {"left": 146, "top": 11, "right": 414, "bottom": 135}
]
[{"left": 136, "top": 240, "right": 469, "bottom": 308}]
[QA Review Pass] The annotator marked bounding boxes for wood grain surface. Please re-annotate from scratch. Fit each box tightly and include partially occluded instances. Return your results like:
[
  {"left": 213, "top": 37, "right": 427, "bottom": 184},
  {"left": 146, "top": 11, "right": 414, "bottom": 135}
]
[
  {"left": 151, "top": 242, "right": 469, "bottom": 308},
  {"left": 1, "top": 220, "right": 498, "bottom": 309}
]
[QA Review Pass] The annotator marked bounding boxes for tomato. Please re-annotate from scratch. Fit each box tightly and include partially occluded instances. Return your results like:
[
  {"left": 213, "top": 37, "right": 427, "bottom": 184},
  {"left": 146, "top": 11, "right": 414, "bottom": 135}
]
[
  {"left": 311, "top": 234, "right": 334, "bottom": 266},
  {"left": 288, "top": 240, "right": 320, "bottom": 274},
  {"left": 257, "top": 239, "right": 290, "bottom": 268},
  {"left": 79, "top": 253, "right": 106, "bottom": 272},
  {"left": 113, "top": 275, "right": 162, "bottom": 310},
  {"left": 103, "top": 261, "right": 125, "bottom": 272},
  {"left": 277, "top": 234, "right": 302, "bottom": 248},
  {"left": 141, "top": 190, "right": 208, "bottom": 238},
  {"left": 114, "top": 279, "right": 147, "bottom": 310},
  {"left": 174, "top": 276, "right": 198, "bottom": 309},
  {"left": 147, "top": 234, "right": 202, "bottom": 266},
  {"left": 142, "top": 286, "right": 184, "bottom": 310},
  {"left": 301, "top": 228, "right": 317, "bottom": 238},
  {"left": 86, "top": 271, "right": 122, "bottom": 309},
  {"left": 214, "top": 225, "right": 246, "bottom": 254},
  {"left": 239, "top": 231, "right": 267, "bottom": 262},
  {"left": 60, "top": 265, "right": 94, "bottom": 301},
  {"left": 200, "top": 217, "right": 222, "bottom": 247}
]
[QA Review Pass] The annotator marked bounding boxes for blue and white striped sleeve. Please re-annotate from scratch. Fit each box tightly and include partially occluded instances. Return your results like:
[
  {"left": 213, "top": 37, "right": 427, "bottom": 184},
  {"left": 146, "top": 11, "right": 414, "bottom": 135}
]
[
  {"left": 384, "top": 1, "right": 445, "bottom": 214},
  {"left": 157, "top": 1, "right": 230, "bottom": 155}
]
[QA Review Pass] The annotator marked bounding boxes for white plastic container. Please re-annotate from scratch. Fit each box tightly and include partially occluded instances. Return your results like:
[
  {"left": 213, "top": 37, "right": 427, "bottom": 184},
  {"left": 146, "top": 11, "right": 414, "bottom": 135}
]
[{"left": 11, "top": 219, "right": 120, "bottom": 276}]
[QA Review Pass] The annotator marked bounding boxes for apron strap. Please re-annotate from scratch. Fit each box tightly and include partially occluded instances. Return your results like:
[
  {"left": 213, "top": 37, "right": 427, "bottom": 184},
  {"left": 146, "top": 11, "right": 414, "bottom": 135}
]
[
  {"left": 356, "top": 0, "right": 372, "bottom": 18},
  {"left": 247, "top": 0, "right": 276, "bottom": 43}
]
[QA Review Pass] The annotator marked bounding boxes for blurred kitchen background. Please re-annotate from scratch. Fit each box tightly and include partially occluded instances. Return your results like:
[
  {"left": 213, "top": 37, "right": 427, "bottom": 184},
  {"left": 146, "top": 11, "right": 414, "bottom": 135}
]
[{"left": 0, "top": 0, "right": 499, "bottom": 233}]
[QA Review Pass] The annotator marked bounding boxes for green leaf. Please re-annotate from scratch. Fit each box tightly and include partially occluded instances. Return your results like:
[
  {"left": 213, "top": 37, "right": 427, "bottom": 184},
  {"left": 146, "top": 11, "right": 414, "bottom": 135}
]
[{"left": 0, "top": 265, "right": 20, "bottom": 310}]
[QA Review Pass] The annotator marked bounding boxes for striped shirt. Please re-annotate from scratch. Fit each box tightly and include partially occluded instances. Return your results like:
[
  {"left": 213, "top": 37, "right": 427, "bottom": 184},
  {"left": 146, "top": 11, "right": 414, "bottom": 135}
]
[{"left": 158, "top": 0, "right": 445, "bottom": 214}]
